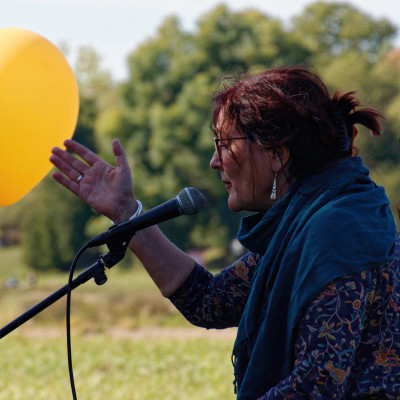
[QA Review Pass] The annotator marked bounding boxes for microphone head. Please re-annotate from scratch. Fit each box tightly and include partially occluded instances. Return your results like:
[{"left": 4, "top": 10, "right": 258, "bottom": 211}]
[{"left": 176, "top": 187, "right": 206, "bottom": 215}]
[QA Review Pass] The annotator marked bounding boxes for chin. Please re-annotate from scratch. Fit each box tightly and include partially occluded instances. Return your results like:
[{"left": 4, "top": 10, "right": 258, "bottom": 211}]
[{"left": 228, "top": 196, "right": 245, "bottom": 213}]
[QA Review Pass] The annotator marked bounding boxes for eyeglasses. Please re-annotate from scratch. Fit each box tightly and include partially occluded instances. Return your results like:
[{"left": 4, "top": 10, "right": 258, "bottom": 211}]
[{"left": 213, "top": 136, "right": 247, "bottom": 161}]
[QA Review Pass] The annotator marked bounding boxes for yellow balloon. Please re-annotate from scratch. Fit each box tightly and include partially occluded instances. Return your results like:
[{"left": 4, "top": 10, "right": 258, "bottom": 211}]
[{"left": 0, "top": 27, "right": 79, "bottom": 206}]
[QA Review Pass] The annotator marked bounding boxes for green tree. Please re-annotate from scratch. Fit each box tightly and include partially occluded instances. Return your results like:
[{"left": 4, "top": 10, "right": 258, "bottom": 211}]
[
  {"left": 371, "top": 162, "right": 400, "bottom": 231},
  {"left": 96, "top": 3, "right": 400, "bottom": 264},
  {"left": 4, "top": 2, "right": 400, "bottom": 270},
  {"left": 22, "top": 176, "right": 95, "bottom": 271},
  {"left": 99, "top": 5, "right": 311, "bottom": 264},
  {"left": 292, "top": 2, "right": 396, "bottom": 65},
  {"left": 292, "top": 2, "right": 399, "bottom": 168}
]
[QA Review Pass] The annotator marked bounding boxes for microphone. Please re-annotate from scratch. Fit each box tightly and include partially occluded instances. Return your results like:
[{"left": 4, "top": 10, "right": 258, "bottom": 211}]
[{"left": 87, "top": 187, "right": 206, "bottom": 248}]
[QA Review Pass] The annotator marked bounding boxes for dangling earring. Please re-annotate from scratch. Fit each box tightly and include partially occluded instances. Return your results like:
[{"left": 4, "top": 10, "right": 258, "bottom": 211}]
[{"left": 271, "top": 172, "right": 277, "bottom": 201}]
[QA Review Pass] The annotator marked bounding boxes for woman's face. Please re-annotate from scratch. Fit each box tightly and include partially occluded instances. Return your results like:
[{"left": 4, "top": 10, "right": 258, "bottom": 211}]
[{"left": 210, "top": 119, "right": 278, "bottom": 212}]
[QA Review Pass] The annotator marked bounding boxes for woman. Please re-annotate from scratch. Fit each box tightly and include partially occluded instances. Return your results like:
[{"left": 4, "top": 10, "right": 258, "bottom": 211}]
[{"left": 50, "top": 67, "right": 400, "bottom": 399}]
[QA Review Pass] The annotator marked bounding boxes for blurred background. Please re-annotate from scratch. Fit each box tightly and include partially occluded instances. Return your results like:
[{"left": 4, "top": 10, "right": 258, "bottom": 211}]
[{"left": 1, "top": 1, "right": 399, "bottom": 398}]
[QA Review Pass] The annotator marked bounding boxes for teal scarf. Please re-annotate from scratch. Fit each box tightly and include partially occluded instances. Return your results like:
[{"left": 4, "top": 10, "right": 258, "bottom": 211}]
[{"left": 232, "top": 156, "right": 397, "bottom": 399}]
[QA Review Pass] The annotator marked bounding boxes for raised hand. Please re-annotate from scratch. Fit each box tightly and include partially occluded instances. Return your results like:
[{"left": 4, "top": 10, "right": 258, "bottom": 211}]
[{"left": 50, "top": 139, "right": 137, "bottom": 223}]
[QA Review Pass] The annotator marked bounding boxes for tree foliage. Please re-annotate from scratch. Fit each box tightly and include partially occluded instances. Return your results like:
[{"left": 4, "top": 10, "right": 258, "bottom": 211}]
[
  {"left": 22, "top": 176, "right": 96, "bottom": 271},
  {"left": 2, "top": 2, "right": 399, "bottom": 270},
  {"left": 292, "top": 2, "right": 396, "bottom": 62},
  {"left": 105, "top": 5, "right": 312, "bottom": 259}
]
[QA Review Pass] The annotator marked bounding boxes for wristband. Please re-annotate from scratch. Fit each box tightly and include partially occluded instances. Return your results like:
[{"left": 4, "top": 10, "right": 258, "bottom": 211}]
[
  {"left": 129, "top": 200, "right": 143, "bottom": 220},
  {"left": 111, "top": 200, "right": 142, "bottom": 225}
]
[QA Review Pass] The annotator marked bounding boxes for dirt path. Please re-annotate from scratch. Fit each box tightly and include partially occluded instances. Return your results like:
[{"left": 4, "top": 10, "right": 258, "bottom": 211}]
[
  {"left": 107, "top": 326, "right": 237, "bottom": 339},
  {"left": 16, "top": 326, "right": 238, "bottom": 340}
]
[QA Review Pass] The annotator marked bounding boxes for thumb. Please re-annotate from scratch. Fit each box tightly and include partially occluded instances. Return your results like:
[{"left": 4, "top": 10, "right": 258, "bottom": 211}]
[{"left": 112, "top": 139, "right": 130, "bottom": 169}]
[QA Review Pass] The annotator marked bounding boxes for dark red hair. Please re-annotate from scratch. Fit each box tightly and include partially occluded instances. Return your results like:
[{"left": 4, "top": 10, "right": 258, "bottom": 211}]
[{"left": 211, "top": 66, "right": 384, "bottom": 178}]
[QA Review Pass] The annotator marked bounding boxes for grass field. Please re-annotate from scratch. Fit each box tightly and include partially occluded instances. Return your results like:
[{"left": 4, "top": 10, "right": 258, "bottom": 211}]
[
  {"left": 0, "top": 246, "right": 237, "bottom": 399},
  {"left": 1, "top": 334, "right": 236, "bottom": 400}
]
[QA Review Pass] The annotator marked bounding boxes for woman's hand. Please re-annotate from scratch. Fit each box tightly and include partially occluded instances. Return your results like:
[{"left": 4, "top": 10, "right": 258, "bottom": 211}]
[
  {"left": 50, "top": 139, "right": 137, "bottom": 223},
  {"left": 51, "top": 138, "right": 197, "bottom": 297}
]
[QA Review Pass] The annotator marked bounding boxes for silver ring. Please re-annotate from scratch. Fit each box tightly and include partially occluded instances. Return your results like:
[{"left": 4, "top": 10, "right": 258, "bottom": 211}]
[{"left": 76, "top": 174, "right": 84, "bottom": 184}]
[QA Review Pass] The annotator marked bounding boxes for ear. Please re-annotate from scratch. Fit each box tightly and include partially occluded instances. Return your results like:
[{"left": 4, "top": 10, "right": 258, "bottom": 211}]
[{"left": 271, "top": 146, "right": 290, "bottom": 172}]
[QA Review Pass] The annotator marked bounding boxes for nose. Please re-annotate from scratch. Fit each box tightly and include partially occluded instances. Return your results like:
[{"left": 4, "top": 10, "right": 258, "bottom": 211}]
[{"left": 210, "top": 150, "right": 222, "bottom": 170}]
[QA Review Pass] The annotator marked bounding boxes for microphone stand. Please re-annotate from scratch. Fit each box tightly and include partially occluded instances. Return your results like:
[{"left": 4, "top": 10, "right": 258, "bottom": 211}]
[{"left": 0, "top": 241, "right": 128, "bottom": 339}]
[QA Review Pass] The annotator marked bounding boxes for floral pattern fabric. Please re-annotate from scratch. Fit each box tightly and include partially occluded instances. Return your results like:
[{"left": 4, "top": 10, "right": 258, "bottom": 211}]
[
  {"left": 170, "top": 252, "right": 261, "bottom": 329},
  {"left": 169, "top": 238, "right": 400, "bottom": 399}
]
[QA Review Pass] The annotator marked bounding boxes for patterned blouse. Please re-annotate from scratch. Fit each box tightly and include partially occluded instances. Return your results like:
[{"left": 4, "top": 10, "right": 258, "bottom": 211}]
[{"left": 169, "top": 239, "right": 400, "bottom": 399}]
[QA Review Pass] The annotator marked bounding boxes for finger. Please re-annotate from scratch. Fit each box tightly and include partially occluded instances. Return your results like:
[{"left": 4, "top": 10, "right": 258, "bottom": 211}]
[
  {"left": 64, "top": 139, "right": 100, "bottom": 167},
  {"left": 112, "top": 139, "right": 130, "bottom": 170},
  {"left": 50, "top": 153, "right": 88, "bottom": 185},
  {"left": 51, "top": 147, "right": 91, "bottom": 175},
  {"left": 52, "top": 171, "right": 80, "bottom": 196}
]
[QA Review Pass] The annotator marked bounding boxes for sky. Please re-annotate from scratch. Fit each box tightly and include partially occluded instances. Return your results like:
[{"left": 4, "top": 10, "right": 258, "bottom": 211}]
[{"left": 1, "top": 0, "right": 399, "bottom": 82}]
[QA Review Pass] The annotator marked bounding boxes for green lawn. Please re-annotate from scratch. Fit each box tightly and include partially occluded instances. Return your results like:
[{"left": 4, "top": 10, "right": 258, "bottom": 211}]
[
  {"left": 0, "top": 246, "right": 237, "bottom": 399},
  {"left": 1, "top": 334, "right": 236, "bottom": 400},
  {"left": 0, "top": 246, "right": 186, "bottom": 331}
]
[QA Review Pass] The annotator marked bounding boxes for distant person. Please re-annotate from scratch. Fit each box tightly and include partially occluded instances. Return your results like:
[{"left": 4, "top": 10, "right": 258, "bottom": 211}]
[
  {"left": 5, "top": 276, "right": 18, "bottom": 289},
  {"left": 50, "top": 66, "right": 400, "bottom": 399}
]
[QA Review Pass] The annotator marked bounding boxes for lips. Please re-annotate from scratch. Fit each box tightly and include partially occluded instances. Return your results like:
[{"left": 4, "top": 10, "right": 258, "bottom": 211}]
[{"left": 222, "top": 180, "right": 232, "bottom": 190}]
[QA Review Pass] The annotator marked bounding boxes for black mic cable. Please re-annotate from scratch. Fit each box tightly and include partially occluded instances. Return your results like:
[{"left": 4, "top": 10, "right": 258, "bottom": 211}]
[
  {"left": 66, "top": 243, "right": 89, "bottom": 400},
  {"left": 65, "top": 187, "right": 206, "bottom": 399}
]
